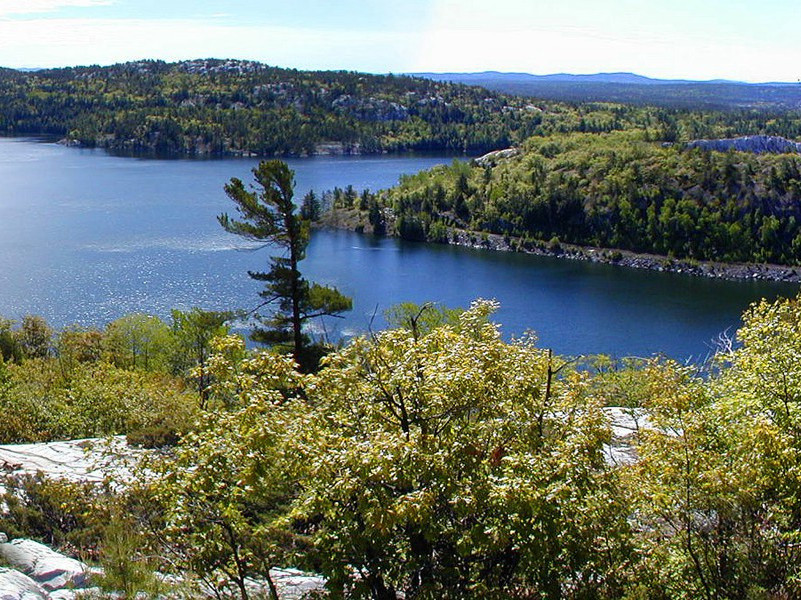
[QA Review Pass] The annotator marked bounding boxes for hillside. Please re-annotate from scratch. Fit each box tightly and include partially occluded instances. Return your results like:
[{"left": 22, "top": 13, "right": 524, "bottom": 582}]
[
  {"left": 5, "top": 294, "right": 801, "bottom": 598},
  {"left": 0, "top": 59, "right": 552, "bottom": 157}
]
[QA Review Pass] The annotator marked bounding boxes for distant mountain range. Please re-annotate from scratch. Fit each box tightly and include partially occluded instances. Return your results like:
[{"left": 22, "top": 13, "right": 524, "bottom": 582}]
[
  {"left": 410, "top": 71, "right": 755, "bottom": 85},
  {"left": 409, "top": 71, "right": 801, "bottom": 110}
]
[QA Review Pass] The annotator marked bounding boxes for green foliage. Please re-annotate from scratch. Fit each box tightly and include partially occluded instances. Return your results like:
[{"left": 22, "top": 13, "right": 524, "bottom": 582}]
[
  {"left": 367, "top": 197, "right": 385, "bottom": 235},
  {"left": 0, "top": 310, "right": 230, "bottom": 443},
  {"left": 358, "top": 130, "right": 801, "bottom": 265},
  {"left": 628, "top": 295, "right": 801, "bottom": 598},
  {"left": 294, "top": 300, "right": 632, "bottom": 598},
  {"left": 17, "top": 315, "right": 53, "bottom": 359},
  {"left": 137, "top": 305, "right": 633, "bottom": 598},
  {"left": 299, "top": 190, "right": 322, "bottom": 221},
  {"left": 15, "top": 296, "right": 801, "bottom": 598},
  {"left": 585, "top": 355, "right": 654, "bottom": 408},
  {"left": 104, "top": 313, "right": 175, "bottom": 372},
  {"left": 0, "top": 473, "right": 107, "bottom": 555},
  {"left": 0, "top": 318, "right": 23, "bottom": 364},
  {"left": 0, "top": 357, "right": 198, "bottom": 443},
  {"left": 56, "top": 324, "right": 104, "bottom": 378},
  {"left": 98, "top": 512, "right": 164, "bottom": 599},
  {"left": 170, "top": 308, "right": 232, "bottom": 406},
  {"left": 0, "top": 59, "right": 551, "bottom": 156},
  {"left": 149, "top": 343, "right": 308, "bottom": 600},
  {"left": 383, "top": 301, "right": 463, "bottom": 336}
]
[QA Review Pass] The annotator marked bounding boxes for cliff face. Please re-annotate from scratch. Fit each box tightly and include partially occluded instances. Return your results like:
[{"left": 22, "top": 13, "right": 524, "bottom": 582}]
[{"left": 687, "top": 134, "right": 801, "bottom": 154}]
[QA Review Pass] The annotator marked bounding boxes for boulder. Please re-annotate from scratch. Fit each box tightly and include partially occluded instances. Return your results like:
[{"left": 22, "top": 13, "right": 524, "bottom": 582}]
[
  {"left": 0, "top": 540, "right": 90, "bottom": 591},
  {"left": 0, "top": 568, "right": 49, "bottom": 600},
  {"left": 241, "top": 569, "right": 327, "bottom": 600},
  {"left": 270, "top": 568, "right": 327, "bottom": 599}
]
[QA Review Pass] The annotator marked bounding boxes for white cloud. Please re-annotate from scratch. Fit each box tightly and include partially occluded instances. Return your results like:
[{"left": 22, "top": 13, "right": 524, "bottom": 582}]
[{"left": 0, "top": 0, "right": 112, "bottom": 17}]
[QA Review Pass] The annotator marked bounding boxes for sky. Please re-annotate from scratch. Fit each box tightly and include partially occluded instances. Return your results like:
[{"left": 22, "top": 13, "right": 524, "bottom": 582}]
[{"left": 0, "top": 0, "right": 798, "bottom": 83}]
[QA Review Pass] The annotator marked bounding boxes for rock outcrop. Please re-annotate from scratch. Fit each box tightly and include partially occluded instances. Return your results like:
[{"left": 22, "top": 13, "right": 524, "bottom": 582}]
[
  {"left": 475, "top": 147, "right": 520, "bottom": 166},
  {"left": 0, "top": 568, "right": 51, "bottom": 600},
  {"left": 0, "top": 540, "right": 90, "bottom": 592},
  {"left": 0, "top": 533, "right": 326, "bottom": 599},
  {"left": 686, "top": 134, "right": 801, "bottom": 154},
  {"left": 0, "top": 437, "right": 141, "bottom": 494}
]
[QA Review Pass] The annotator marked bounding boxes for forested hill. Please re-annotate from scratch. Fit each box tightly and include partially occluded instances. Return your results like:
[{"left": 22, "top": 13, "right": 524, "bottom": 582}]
[
  {"left": 0, "top": 58, "right": 555, "bottom": 157},
  {"left": 5, "top": 59, "right": 801, "bottom": 158},
  {"left": 340, "top": 130, "right": 801, "bottom": 266}
]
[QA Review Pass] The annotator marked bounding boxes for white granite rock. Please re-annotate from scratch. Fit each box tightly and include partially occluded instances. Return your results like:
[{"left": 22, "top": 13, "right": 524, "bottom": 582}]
[
  {"left": 0, "top": 568, "right": 50, "bottom": 600},
  {"left": 242, "top": 569, "right": 326, "bottom": 600},
  {"left": 271, "top": 568, "right": 327, "bottom": 599},
  {"left": 601, "top": 407, "right": 657, "bottom": 467},
  {"left": 0, "top": 437, "right": 145, "bottom": 495},
  {"left": 0, "top": 540, "right": 90, "bottom": 591},
  {"left": 49, "top": 587, "right": 103, "bottom": 600}
]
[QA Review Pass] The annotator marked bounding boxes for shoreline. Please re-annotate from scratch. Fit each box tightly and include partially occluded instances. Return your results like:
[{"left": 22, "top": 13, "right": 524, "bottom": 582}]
[
  {"left": 444, "top": 229, "right": 801, "bottom": 283},
  {"left": 318, "top": 213, "right": 801, "bottom": 283}
]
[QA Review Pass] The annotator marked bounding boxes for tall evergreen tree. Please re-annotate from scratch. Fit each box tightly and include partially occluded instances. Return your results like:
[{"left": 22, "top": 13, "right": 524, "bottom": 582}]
[{"left": 218, "top": 160, "right": 352, "bottom": 369}]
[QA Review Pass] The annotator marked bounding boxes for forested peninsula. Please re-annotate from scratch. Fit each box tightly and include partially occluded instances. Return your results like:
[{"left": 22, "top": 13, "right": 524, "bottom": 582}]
[
  {"left": 325, "top": 130, "right": 801, "bottom": 277},
  {"left": 6, "top": 56, "right": 801, "bottom": 272}
]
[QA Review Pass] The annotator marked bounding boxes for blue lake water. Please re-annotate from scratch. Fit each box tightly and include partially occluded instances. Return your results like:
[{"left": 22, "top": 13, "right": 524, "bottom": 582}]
[{"left": 0, "top": 137, "right": 797, "bottom": 359}]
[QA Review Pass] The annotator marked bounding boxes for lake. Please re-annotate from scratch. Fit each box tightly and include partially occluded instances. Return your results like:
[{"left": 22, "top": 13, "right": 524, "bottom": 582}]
[{"left": 0, "top": 137, "right": 797, "bottom": 360}]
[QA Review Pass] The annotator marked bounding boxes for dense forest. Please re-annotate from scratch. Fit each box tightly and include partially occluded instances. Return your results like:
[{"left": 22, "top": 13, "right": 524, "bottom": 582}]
[
  {"left": 0, "top": 59, "right": 550, "bottom": 156},
  {"left": 4, "top": 296, "right": 801, "bottom": 598},
  {"left": 330, "top": 130, "right": 801, "bottom": 266},
  {"left": 4, "top": 59, "right": 801, "bottom": 158}
]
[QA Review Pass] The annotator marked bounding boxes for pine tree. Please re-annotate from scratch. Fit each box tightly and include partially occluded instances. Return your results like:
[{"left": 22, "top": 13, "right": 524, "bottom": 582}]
[{"left": 218, "top": 160, "right": 351, "bottom": 369}]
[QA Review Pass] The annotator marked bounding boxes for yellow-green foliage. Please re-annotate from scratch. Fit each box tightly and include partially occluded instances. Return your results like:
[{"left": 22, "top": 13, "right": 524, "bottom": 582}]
[
  {"left": 153, "top": 301, "right": 632, "bottom": 599},
  {"left": 13, "top": 296, "right": 801, "bottom": 598},
  {"left": 148, "top": 294, "right": 801, "bottom": 598},
  {"left": 0, "top": 310, "right": 234, "bottom": 443},
  {"left": 0, "top": 359, "right": 198, "bottom": 443},
  {"left": 150, "top": 338, "right": 308, "bottom": 600},
  {"left": 628, "top": 295, "right": 801, "bottom": 599}
]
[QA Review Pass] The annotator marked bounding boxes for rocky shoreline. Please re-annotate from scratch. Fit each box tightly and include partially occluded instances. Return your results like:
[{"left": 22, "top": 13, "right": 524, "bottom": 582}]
[
  {"left": 0, "top": 535, "right": 325, "bottom": 600},
  {"left": 440, "top": 229, "right": 801, "bottom": 283},
  {"left": 319, "top": 202, "right": 801, "bottom": 283}
]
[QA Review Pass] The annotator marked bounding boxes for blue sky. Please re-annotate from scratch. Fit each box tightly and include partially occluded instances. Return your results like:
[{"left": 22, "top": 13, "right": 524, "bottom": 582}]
[{"left": 0, "top": 0, "right": 798, "bottom": 82}]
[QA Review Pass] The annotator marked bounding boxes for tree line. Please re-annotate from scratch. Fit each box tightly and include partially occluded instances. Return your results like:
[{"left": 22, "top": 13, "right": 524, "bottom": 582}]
[{"left": 0, "top": 59, "right": 545, "bottom": 156}]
